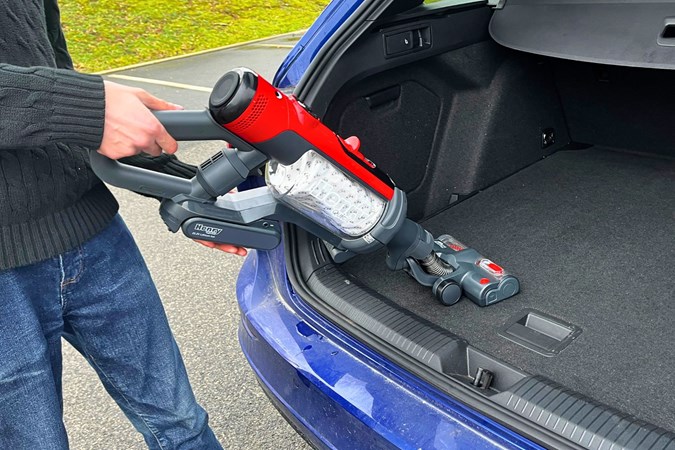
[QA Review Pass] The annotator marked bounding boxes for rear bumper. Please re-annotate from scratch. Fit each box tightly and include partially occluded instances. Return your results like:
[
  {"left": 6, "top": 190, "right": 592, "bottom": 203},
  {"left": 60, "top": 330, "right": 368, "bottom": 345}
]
[{"left": 236, "top": 247, "right": 541, "bottom": 450}]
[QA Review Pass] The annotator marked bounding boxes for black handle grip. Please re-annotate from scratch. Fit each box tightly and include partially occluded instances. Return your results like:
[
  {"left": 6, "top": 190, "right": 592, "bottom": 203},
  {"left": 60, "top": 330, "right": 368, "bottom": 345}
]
[
  {"left": 90, "top": 110, "right": 228, "bottom": 199},
  {"left": 155, "top": 110, "right": 231, "bottom": 141},
  {"left": 154, "top": 110, "right": 257, "bottom": 152},
  {"left": 90, "top": 151, "right": 193, "bottom": 198},
  {"left": 90, "top": 109, "right": 268, "bottom": 200}
]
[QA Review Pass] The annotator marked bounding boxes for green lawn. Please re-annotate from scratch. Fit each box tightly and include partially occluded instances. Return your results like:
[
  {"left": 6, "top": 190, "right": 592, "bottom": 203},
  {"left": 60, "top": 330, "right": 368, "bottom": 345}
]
[{"left": 61, "top": 0, "right": 328, "bottom": 73}]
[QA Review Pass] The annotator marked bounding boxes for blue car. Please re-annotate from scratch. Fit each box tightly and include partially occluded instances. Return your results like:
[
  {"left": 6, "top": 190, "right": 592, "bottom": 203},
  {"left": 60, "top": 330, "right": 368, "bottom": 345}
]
[{"left": 237, "top": 0, "right": 675, "bottom": 449}]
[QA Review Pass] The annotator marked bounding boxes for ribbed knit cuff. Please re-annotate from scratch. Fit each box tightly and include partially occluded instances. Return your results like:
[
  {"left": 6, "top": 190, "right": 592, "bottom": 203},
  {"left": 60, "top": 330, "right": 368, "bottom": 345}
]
[
  {"left": 51, "top": 69, "right": 105, "bottom": 149},
  {"left": 0, "top": 182, "right": 119, "bottom": 270}
]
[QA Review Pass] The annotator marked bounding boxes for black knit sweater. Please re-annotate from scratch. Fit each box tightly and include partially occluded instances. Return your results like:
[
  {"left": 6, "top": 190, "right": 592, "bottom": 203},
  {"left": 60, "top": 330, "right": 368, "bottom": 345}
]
[{"left": 0, "top": 0, "right": 194, "bottom": 270}]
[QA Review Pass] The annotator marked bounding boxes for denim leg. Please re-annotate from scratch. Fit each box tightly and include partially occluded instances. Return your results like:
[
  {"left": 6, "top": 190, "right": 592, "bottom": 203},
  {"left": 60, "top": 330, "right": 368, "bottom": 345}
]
[
  {"left": 61, "top": 215, "right": 221, "bottom": 450},
  {"left": 0, "top": 258, "right": 69, "bottom": 450}
]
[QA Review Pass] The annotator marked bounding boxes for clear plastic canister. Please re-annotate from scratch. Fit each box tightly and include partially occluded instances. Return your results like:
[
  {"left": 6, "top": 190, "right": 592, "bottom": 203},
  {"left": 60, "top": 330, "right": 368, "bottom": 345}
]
[{"left": 265, "top": 150, "right": 386, "bottom": 239}]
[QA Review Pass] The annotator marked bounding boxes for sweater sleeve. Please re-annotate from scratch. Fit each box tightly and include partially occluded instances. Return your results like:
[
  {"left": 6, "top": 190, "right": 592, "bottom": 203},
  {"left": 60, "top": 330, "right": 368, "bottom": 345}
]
[{"left": 0, "top": 63, "right": 105, "bottom": 150}]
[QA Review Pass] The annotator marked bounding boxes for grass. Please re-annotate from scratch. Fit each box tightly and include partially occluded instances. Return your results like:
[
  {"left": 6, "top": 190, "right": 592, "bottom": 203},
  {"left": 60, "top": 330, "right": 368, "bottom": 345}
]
[{"left": 60, "top": 0, "right": 328, "bottom": 73}]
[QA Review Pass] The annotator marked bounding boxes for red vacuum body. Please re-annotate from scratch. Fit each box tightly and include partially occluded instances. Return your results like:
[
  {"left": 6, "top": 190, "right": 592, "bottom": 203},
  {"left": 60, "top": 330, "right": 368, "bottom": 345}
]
[
  {"left": 200, "top": 67, "right": 520, "bottom": 307},
  {"left": 208, "top": 68, "right": 395, "bottom": 200},
  {"left": 89, "top": 66, "right": 521, "bottom": 307}
]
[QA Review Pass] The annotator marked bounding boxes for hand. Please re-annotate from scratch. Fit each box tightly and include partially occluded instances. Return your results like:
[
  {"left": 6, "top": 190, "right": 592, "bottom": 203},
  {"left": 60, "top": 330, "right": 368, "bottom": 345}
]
[
  {"left": 98, "top": 81, "right": 182, "bottom": 159},
  {"left": 194, "top": 240, "right": 248, "bottom": 256}
]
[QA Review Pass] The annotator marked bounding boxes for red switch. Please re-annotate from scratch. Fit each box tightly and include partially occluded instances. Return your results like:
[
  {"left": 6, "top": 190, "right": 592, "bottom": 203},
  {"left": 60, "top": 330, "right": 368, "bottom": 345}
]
[
  {"left": 340, "top": 136, "right": 376, "bottom": 168},
  {"left": 343, "top": 136, "right": 361, "bottom": 153},
  {"left": 479, "top": 259, "right": 505, "bottom": 276},
  {"left": 487, "top": 262, "right": 503, "bottom": 274}
]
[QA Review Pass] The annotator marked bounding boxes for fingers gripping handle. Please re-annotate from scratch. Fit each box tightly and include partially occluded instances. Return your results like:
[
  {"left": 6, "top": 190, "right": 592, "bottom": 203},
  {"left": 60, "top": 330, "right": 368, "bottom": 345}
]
[{"left": 89, "top": 110, "right": 265, "bottom": 200}]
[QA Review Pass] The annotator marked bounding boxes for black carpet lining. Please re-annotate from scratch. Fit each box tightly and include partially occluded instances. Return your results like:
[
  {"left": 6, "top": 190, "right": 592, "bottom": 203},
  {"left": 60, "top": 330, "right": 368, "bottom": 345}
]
[{"left": 343, "top": 148, "right": 675, "bottom": 430}]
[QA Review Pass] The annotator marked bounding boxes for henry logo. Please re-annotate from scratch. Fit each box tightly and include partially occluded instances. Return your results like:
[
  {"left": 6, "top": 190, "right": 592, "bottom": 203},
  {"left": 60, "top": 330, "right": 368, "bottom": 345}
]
[{"left": 194, "top": 223, "right": 223, "bottom": 236}]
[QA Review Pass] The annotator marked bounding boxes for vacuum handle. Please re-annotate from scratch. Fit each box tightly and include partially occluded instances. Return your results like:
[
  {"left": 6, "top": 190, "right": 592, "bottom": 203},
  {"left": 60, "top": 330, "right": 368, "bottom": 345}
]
[
  {"left": 90, "top": 150, "right": 193, "bottom": 198},
  {"left": 155, "top": 110, "right": 230, "bottom": 140},
  {"left": 90, "top": 110, "right": 262, "bottom": 199},
  {"left": 154, "top": 110, "right": 257, "bottom": 152}
]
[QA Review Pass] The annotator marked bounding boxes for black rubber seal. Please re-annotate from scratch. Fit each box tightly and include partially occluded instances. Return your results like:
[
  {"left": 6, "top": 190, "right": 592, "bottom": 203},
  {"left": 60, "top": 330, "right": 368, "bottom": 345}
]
[
  {"left": 209, "top": 69, "right": 259, "bottom": 124},
  {"left": 210, "top": 71, "right": 240, "bottom": 108}
]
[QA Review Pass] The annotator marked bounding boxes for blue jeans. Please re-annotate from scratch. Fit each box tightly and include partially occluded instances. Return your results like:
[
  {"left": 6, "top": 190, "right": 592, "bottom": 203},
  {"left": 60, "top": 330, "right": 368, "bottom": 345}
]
[{"left": 0, "top": 215, "right": 222, "bottom": 450}]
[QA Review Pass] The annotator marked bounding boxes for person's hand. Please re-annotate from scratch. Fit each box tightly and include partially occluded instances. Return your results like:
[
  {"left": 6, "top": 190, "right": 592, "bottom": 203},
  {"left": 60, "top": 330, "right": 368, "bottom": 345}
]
[
  {"left": 194, "top": 240, "right": 248, "bottom": 256},
  {"left": 98, "top": 81, "right": 182, "bottom": 159}
]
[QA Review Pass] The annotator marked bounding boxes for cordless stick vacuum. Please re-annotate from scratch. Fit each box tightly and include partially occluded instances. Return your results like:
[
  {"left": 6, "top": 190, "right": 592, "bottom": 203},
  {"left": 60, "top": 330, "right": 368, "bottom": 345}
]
[{"left": 91, "top": 68, "right": 519, "bottom": 306}]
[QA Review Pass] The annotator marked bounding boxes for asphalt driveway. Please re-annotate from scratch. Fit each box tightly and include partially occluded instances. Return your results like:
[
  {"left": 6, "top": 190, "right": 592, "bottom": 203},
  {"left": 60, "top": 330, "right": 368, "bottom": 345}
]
[{"left": 62, "top": 33, "right": 312, "bottom": 450}]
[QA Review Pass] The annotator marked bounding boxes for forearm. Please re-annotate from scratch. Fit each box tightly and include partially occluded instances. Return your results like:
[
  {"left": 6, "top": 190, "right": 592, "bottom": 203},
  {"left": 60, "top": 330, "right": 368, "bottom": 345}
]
[{"left": 0, "top": 64, "right": 104, "bottom": 150}]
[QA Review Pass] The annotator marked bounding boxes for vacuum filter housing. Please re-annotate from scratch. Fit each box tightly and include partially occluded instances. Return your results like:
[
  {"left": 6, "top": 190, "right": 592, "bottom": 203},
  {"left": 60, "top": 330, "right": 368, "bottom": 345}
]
[
  {"left": 209, "top": 68, "right": 394, "bottom": 239},
  {"left": 266, "top": 151, "right": 386, "bottom": 239}
]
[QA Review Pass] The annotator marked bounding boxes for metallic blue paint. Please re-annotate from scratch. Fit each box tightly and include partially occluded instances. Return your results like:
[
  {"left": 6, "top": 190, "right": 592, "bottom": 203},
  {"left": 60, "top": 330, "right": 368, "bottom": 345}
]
[
  {"left": 236, "top": 246, "right": 543, "bottom": 449},
  {"left": 273, "top": 0, "right": 365, "bottom": 88}
]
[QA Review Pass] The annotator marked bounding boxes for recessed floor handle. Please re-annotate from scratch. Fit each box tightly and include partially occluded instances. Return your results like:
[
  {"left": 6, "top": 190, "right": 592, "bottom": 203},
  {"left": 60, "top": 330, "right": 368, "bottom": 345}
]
[
  {"left": 657, "top": 19, "right": 675, "bottom": 46},
  {"left": 499, "top": 309, "right": 582, "bottom": 357},
  {"left": 662, "top": 24, "right": 675, "bottom": 38}
]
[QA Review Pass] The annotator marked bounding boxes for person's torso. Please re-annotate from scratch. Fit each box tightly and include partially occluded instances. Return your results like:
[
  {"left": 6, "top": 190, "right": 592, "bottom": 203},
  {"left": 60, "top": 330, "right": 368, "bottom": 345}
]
[
  {"left": 0, "top": 0, "right": 57, "bottom": 68},
  {"left": 0, "top": 0, "right": 102, "bottom": 227}
]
